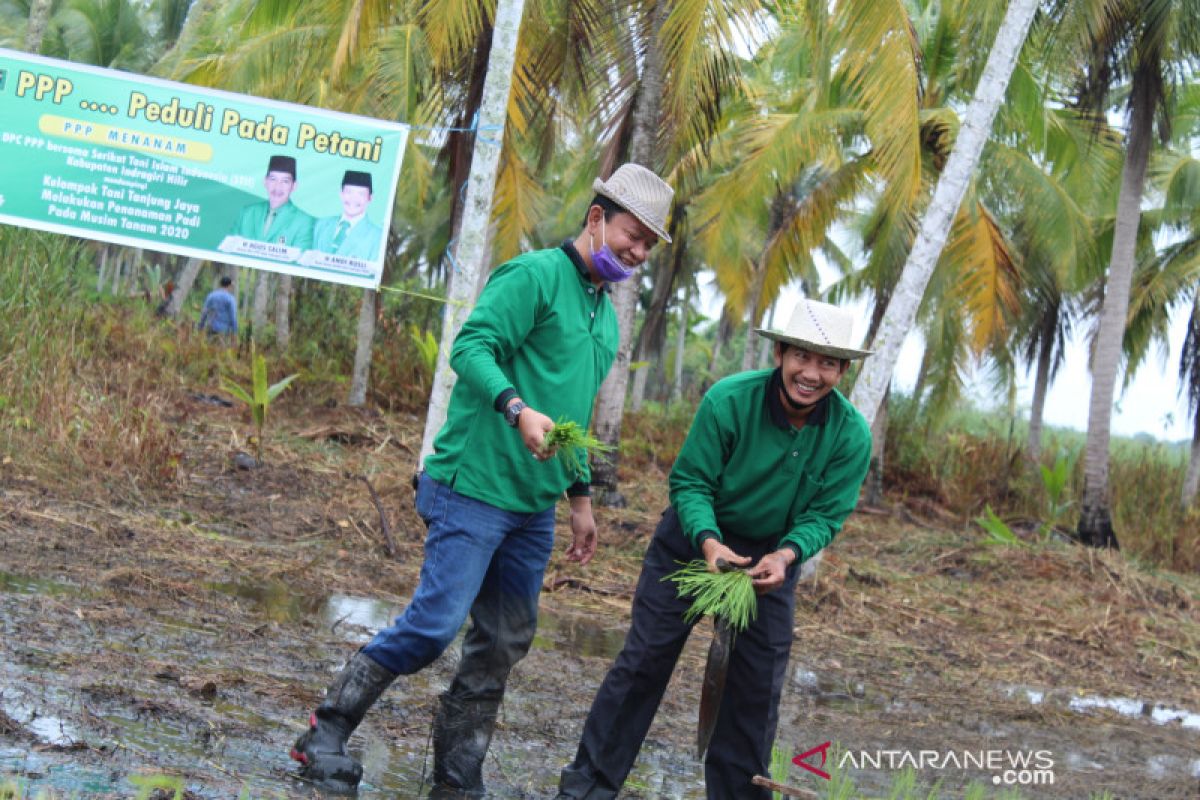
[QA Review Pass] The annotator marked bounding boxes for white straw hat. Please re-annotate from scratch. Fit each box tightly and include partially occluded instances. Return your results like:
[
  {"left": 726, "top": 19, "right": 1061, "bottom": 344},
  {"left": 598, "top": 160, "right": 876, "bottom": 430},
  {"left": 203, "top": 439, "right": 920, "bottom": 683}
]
[
  {"left": 756, "top": 299, "right": 873, "bottom": 360},
  {"left": 592, "top": 163, "right": 674, "bottom": 243}
]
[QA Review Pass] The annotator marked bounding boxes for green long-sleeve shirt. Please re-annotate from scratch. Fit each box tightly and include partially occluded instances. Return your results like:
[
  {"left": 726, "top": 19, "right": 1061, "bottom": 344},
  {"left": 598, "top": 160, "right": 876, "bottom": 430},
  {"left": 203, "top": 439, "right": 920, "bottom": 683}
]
[
  {"left": 669, "top": 369, "right": 871, "bottom": 560},
  {"left": 423, "top": 245, "right": 618, "bottom": 513}
]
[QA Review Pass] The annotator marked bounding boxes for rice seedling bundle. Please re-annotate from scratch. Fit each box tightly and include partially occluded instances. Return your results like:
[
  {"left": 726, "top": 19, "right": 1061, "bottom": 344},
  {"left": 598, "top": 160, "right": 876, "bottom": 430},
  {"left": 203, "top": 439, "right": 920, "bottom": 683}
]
[
  {"left": 544, "top": 418, "right": 613, "bottom": 477},
  {"left": 665, "top": 560, "right": 757, "bottom": 632}
]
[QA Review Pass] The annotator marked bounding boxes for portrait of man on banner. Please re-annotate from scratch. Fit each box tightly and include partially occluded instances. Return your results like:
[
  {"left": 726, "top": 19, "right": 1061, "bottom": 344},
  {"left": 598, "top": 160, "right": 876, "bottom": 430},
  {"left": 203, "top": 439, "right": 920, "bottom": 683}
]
[
  {"left": 229, "top": 155, "right": 314, "bottom": 248},
  {"left": 312, "top": 170, "right": 382, "bottom": 261}
]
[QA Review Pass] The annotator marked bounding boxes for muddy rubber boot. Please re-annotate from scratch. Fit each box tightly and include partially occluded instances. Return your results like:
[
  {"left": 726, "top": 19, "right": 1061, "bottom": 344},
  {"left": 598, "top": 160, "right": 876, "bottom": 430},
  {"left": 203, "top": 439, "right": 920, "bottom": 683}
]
[
  {"left": 430, "top": 691, "right": 500, "bottom": 797},
  {"left": 290, "top": 651, "right": 397, "bottom": 793}
]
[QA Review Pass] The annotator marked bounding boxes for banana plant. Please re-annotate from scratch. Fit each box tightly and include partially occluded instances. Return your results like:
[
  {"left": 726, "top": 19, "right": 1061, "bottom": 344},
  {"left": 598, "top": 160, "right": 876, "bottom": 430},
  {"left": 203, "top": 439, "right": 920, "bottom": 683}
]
[{"left": 223, "top": 344, "right": 299, "bottom": 464}]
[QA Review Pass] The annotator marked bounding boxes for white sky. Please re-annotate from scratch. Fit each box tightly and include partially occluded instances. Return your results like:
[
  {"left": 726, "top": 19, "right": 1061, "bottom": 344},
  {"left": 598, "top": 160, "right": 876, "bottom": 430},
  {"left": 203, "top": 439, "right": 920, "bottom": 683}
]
[{"left": 697, "top": 275, "right": 1194, "bottom": 444}]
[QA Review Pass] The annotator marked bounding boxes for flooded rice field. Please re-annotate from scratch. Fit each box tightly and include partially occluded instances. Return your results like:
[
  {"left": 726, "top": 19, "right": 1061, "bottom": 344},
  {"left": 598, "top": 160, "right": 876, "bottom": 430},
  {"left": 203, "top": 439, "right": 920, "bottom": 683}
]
[{"left": 1, "top": 440, "right": 1197, "bottom": 799}]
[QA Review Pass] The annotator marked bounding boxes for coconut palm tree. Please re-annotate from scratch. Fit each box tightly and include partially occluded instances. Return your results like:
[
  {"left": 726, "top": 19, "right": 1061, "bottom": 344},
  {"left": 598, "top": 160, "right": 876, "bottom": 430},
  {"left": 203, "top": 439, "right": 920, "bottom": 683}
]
[
  {"left": 679, "top": 0, "right": 927, "bottom": 384},
  {"left": 1045, "top": 0, "right": 1200, "bottom": 548},
  {"left": 1181, "top": 294, "right": 1200, "bottom": 507},
  {"left": 586, "top": 0, "right": 768, "bottom": 504},
  {"left": 848, "top": 0, "right": 1042, "bottom": 432},
  {"left": 822, "top": 0, "right": 1048, "bottom": 497},
  {"left": 1126, "top": 127, "right": 1200, "bottom": 507}
]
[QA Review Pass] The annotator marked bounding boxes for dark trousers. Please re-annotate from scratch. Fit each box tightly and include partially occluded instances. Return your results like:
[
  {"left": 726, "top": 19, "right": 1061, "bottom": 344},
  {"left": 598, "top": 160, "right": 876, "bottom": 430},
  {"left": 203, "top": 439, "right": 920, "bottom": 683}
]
[{"left": 559, "top": 508, "right": 799, "bottom": 799}]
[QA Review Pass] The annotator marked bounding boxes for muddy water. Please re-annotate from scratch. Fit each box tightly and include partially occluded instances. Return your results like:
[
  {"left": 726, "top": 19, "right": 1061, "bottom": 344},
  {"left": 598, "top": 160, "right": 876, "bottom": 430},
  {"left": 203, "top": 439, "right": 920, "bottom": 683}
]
[
  {"left": 2, "top": 570, "right": 1198, "bottom": 798},
  {"left": 0, "top": 573, "right": 648, "bottom": 798}
]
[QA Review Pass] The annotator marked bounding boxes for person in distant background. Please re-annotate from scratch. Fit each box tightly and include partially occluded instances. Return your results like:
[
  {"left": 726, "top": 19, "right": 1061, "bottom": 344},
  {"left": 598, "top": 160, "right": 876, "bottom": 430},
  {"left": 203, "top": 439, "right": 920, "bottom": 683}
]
[
  {"left": 197, "top": 276, "right": 237, "bottom": 341},
  {"left": 229, "top": 155, "right": 313, "bottom": 248},
  {"left": 312, "top": 170, "right": 382, "bottom": 260}
]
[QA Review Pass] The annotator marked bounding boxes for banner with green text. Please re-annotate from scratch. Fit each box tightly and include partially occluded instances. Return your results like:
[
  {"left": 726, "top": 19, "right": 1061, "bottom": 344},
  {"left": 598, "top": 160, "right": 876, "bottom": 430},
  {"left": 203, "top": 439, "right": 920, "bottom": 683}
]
[{"left": 0, "top": 49, "right": 408, "bottom": 289}]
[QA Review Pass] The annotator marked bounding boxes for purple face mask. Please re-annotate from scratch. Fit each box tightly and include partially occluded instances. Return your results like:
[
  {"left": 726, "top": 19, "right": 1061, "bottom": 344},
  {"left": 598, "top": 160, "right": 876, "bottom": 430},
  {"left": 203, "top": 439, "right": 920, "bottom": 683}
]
[{"left": 590, "top": 218, "right": 637, "bottom": 282}]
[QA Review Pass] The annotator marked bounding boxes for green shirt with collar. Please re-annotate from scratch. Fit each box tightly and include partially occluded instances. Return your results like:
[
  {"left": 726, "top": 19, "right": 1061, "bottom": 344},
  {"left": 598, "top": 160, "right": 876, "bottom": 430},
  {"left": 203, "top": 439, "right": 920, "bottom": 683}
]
[
  {"left": 668, "top": 368, "right": 871, "bottom": 561},
  {"left": 423, "top": 244, "right": 618, "bottom": 513},
  {"left": 231, "top": 200, "right": 314, "bottom": 249}
]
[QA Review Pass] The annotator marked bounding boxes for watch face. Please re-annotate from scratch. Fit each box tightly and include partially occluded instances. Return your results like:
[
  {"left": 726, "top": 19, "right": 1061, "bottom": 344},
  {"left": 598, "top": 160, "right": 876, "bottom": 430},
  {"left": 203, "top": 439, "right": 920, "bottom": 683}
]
[{"left": 506, "top": 403, "right": 524, "bottom": 426}]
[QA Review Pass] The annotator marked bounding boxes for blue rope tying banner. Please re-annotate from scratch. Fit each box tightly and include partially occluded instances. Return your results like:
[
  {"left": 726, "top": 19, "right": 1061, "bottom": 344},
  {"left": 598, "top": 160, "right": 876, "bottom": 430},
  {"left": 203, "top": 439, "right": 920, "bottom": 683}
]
[
  {"left": 404, "top": 111, "right": 503, "bottom": 276},
  {"left": 407, "top": 110, "right": 503, "bottom": 147}
]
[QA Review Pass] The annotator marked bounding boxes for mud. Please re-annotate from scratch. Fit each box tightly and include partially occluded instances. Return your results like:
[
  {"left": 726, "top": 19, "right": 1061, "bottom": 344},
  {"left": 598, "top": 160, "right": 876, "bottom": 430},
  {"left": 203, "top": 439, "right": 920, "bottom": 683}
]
[{"left": 1, "top": 407, "right": 1197, "bottom": 799}]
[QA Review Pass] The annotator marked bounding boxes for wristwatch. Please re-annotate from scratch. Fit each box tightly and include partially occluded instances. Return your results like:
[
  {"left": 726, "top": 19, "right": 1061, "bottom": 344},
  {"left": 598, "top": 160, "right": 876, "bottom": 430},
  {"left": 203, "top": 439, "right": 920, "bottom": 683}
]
[{"left": 504, "top": 400, "right": 528, "bottom": 428}]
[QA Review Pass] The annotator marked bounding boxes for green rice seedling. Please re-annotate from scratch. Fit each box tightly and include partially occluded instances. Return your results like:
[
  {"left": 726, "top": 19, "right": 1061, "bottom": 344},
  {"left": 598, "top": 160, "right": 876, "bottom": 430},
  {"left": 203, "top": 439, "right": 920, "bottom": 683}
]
[
  {"left": 664, "top": 559, "right": 757, "bottom": 632},
  {"left": 543, "top": 418, "right": 613, "bottom": 477}
]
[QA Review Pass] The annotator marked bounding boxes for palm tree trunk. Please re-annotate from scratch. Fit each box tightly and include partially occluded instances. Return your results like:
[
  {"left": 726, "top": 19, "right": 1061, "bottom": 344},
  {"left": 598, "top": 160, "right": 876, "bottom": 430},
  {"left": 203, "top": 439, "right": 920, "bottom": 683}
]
[
  {"left": 709, "top": 303, "right": 734, "bottom": 376},
  {"left": 111, "top": 250, "right": 125, "bottom": 295},
  {"left": 24, "top": 0, "right": 52, "bottom": 52},
  {"left": 589, "top": 0, "right": 668, "bottom": 505},
  {"left": 1079, "top": 76, "right": 1156, "bottom": 550},
  {"left": 757, "top": 299, "right": 778, "bottom": 368},
  {"left": 671, "top": 285, "right": 689, "bottom": 404},
  {"left": 849, "top": 0, "right": 1040, "bottom": 430},
  {"left": 630, "top": 248, "right": 680, "bottom": 410},
  {"left": 419, "top": 0, "right": 525, "bottom": 464},
  {"left": 275, "top": 275, "right": 292, "bottom": 349},
  {"left": 96, "top": 246, "right": 110, "bottom": 293},
  {"left": 1183, "top": 410, "right": 1200, "bottom": 510},
  {"left": 629, "top": 345, "right": 652, "bottom": 411},
  {"left": 165, "top": 257, "right": 204, "bottom": 318},
  {"left": 864, "top": 389, "right": 889, "bottom": 507},
  {"left": 741, "top": 193, "right": 789, "bottom": 373},
  {"left": 252, "top": 271, "right": 271, "bottom": 340},
  {"left": 349, "top": 289, "right": 376, "bottom": 406},
  {"left": 740, "top": 260, "right": 768, "bottom": 373},
  {"left": 1027, "top": 310, "right": 1056, "bottom": 462}
]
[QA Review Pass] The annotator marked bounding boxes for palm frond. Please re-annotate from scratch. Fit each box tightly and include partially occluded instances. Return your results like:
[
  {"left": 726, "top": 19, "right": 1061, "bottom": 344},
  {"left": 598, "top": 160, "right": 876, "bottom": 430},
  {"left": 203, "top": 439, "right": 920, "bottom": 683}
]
[
  {"left": 943, "top": 199, "right": 1021, "bottom": 355},
  {"left": 833, "top": 0, "right": 922, "bottom": 206},
  {"left": 491, "top": 131, "right": 546, "bottom": 262}
]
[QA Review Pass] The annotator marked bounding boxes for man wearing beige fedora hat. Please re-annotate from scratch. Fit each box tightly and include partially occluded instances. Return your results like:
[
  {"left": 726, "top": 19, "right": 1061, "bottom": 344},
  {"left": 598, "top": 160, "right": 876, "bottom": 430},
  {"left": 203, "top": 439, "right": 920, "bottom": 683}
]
[
  {"left": 289, "top": 163, "right": 672, "bottom": 795},
  {"left": 558, "top": 298, "right": 872, "bottom": 799}
]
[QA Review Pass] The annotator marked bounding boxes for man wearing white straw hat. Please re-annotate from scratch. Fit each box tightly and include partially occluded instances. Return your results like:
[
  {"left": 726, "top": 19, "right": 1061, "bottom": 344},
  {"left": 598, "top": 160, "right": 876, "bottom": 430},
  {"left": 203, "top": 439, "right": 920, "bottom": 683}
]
[
  {"left": 558, "top": 299, "right": 872, "bottom": 799},
  {"left": 289, "top": 164, "right": 673, "bottom": 795}
]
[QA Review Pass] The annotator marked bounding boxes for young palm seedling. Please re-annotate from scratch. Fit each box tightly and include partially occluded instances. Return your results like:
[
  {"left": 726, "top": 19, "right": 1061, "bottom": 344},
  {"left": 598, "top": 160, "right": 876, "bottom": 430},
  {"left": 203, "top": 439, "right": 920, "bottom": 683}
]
[
  {"left": 543, "top": 418, "right": 613, "bottom": 478},
  {"left": 223, "top": 345, "right": 299, "bottom": 464},
  {"left": 665, "top": 559, "right": 757, "bottom": 633}
]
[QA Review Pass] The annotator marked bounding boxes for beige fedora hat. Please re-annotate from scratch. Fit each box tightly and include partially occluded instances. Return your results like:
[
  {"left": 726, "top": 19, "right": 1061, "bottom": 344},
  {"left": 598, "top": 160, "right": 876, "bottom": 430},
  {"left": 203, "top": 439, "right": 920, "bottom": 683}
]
[
  {"left": 592, "top": 163, "right": 674, "bottom": 243},
  {"left": 757, "top": 299, "right": 873, "bottom": 360}
]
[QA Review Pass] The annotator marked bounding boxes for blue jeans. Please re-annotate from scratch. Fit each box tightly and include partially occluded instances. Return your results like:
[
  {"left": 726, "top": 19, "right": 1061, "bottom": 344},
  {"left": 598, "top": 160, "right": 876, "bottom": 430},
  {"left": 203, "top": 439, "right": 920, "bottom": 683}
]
[{"left": 362, "top": 473, "right": 555, "bottom": 680}]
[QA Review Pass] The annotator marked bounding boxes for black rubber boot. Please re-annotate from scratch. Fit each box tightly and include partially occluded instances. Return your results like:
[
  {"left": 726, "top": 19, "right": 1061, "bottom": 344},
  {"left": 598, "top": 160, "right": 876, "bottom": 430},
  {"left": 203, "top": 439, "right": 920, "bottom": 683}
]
[
  {"left": 430, "top": 690, "right": 501, "bottom": 797},
  {"left": 290, "top": 651, "right": 397, "bottom": 793}
]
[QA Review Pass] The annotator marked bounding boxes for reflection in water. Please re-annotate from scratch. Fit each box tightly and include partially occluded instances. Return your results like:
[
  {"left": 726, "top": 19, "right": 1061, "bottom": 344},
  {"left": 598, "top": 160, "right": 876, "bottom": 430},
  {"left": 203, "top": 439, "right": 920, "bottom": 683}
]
[
  {"left": 533, "top": 612, "right": 627, "bottom": 659},
  {"left": 207, "top": 578, "right": 628, "bottom": 659},
  {"left": 324, "top": 594, "right": 398, "bottom": 638},
  {"left": 207, "top": 579, "right": 326, "bottom": 624},
  {"left": 1068, "top": 695, "right": 1200, "bottom": 730},
  {"left": 26, "top": 714, "right": 77, "bottom": 747},
  {"left": 1008, "top": 686, "right": 1200, "bottom": 731}
]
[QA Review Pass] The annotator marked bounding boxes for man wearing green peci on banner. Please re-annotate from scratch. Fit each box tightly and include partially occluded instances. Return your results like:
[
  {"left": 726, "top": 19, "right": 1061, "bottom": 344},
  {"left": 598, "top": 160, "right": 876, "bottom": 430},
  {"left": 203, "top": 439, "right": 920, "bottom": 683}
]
[
  {"left": 312, "top": 170, "right": 382, "bottom": 260},
  {"left": 557, "top": 299, "right": 874, "bottom": 799},
  {"left": 229, "top": 155, "right": 314, "bottom": 248},
  {"left": 289, "top": 163, "right": 675, "bottom": 796}
]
